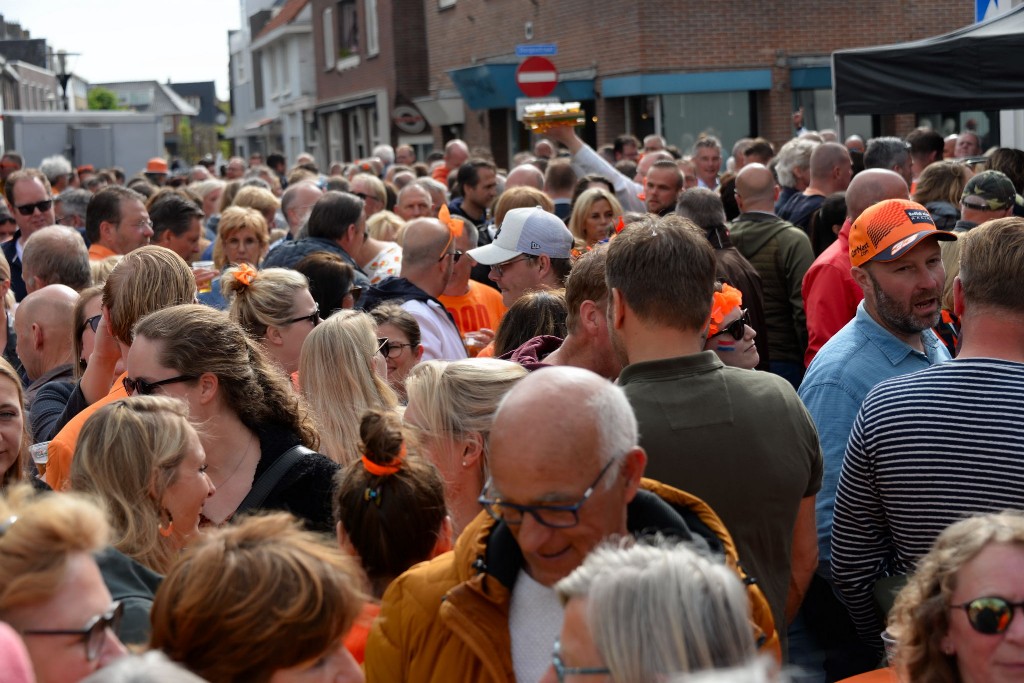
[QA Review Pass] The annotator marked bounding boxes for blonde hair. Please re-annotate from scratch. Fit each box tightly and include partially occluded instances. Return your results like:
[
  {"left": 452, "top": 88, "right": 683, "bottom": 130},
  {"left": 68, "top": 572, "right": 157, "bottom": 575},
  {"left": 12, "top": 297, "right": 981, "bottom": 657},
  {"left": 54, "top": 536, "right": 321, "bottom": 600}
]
[
  {"left": 352, "top": 173, "right": 387, "bottom": 204},
  {"left": 299, "top": 310, "right": 397, "bottom": 464},
  {"left": 889, "top": 511, "right": 1024, "bottom": 683},
  {"left": 223, "top": 266, "right": 309, "bottom": 340},
  {"left": 0, "top": 484, "right": 108, "bottom": 615},
  {"left": 367, "top": 210, "right": 407, "bottom": 242},
  {"left": 217, "top": 180, "right": 242, "bottom": 213},
  {"left": 101, "top": 245, "right": 197, "bottom": 345},
  {"left": 89, "top": 255, "right": 121, "bottom": 287},
  {"left": 150, "top": 513, "right": 363, "bottom": 683},
  {"left": 232, "top": 185, "right": 279, "bottom": 216},
  {"left": 72, "top": 286, "right": 103, "bottom": 380},
  {"left": 0, "top": 358, "right": 28, "bottom": 487},
  {"left": 212, "top": 206, "right": 270, "bottom": 269},
  {"left": 913, "top": 160, "right": 971, "bottom": 207},
  {"left": 404, "top": 358, "right": 527, "bottom": 445},
  {"left": 70, "top": 396, "right": 196, "bottom": 574},
  {"left": 0, "top": 255, "right": 12, "bottom": 310},
  {"left": 569, "top": 187, "right": 623, "bottom": 246}
]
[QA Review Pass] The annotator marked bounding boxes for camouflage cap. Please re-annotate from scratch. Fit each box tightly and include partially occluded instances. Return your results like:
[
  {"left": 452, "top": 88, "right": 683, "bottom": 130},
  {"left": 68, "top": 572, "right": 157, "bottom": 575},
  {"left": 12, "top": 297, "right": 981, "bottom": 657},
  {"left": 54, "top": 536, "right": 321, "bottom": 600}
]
[{"left": 961, "top": 170, "right": 1020, "bottom": 211}]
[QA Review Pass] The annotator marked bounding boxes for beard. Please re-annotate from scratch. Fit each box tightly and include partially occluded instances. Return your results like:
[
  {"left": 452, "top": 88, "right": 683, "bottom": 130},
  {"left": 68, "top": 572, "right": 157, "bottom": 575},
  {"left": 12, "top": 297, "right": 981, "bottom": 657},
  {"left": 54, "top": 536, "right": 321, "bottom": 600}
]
[{"left": 867, "top": 270, "right": 942, "bottom": 335}]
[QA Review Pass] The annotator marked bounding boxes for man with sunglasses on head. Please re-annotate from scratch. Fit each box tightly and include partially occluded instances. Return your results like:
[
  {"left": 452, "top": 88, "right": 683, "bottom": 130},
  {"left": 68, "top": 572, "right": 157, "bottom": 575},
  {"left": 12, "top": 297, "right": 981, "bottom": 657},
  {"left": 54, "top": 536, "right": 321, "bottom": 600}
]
[
  {"left": 607, "top": 214, "right": 821, "bottom": 662},
  {"left": 3, "top": 168, "right": 57, "bottom": 301},
  {"left": 831, "top": 217, "right": 1024, "bottom": 653},
  {"left": 365, "top": 366, "right": 778, "bottom": 683},
  {"left": 358, "top": 217, "right": 467, "bottom": 361}
]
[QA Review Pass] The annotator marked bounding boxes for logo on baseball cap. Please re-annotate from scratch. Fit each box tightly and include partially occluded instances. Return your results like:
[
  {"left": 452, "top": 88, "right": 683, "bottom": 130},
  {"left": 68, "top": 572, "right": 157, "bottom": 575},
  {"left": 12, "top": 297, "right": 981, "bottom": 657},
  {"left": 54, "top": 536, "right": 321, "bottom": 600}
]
[
  {"left": 849, "top": 198, "right": 956, "bottom": 267},
  {"left": 467, "top": 206, "right": 573, "bottom": 265}
]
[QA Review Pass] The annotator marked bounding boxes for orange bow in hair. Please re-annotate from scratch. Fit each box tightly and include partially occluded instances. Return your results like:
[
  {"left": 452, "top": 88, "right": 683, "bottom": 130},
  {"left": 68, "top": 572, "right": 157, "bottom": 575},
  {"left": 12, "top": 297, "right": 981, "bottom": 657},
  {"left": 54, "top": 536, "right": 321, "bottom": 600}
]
[
  {"left": 233, "top": 263, "right": 257, "bottom": 287},
  {"left": 438, "top": 205, "right": 464, "bottom": 239}
]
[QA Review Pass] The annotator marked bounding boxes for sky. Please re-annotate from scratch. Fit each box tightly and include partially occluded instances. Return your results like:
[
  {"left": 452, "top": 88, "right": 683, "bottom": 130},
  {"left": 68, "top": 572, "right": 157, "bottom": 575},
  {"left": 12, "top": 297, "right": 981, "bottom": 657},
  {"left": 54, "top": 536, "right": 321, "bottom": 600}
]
[{"left": 1, "top": 0, "right": 241, "bottom": 100}]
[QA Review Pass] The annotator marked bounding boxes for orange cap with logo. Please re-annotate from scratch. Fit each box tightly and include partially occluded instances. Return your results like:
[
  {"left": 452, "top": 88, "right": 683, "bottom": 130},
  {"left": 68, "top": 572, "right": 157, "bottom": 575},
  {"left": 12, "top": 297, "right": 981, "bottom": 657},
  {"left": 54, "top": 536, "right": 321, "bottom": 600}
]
[{"left": 848, "top": 198, "right": 956, "bottom": 267}]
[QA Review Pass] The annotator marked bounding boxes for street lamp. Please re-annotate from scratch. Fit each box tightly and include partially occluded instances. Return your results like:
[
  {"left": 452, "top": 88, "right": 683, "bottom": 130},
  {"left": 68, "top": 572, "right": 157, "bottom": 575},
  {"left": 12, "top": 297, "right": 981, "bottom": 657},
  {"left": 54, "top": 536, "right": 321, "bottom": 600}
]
[{"left": 52, "top": 49, "right": 79, "bottom": 111}]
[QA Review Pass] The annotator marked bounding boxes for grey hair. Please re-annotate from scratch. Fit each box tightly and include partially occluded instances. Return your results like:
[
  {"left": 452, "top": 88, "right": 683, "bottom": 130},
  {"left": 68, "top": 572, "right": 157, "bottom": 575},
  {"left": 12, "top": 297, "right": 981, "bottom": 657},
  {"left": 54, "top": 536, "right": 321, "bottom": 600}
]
[
  {"left": 22, "top": 226, "right": 91, "bottom": 291},
  {"left": 864, "top": 136, "right": 910, "bottom": 172},
  {"left": 373, "top": 144, "right": 395, "bottom": 166},
  {"left": 692, "top": 135, "right": 722, "bottom": 155},
  {"left": 58, "top": 188, "right": 92, "bottom": 222},
  {"left": 80, "top": 650, "right": 208, "bottom": 683},
  {"left": 676, "top": 188, "right": 727, "bottom": 231},
  {"left": 556, "top": 538, "right": 757, "bottom": 682},
  {"left": 583, "top": 376, "right": 638, "bottom": 485},
  {"left": 669, "top": 658, "right": 781, "bottom": 683},
  {"left": 39, "top": 155, "right": 72, "bottom": 184},
  {"left": 774, "top": 139, "right": 819, "bottom": 188}
]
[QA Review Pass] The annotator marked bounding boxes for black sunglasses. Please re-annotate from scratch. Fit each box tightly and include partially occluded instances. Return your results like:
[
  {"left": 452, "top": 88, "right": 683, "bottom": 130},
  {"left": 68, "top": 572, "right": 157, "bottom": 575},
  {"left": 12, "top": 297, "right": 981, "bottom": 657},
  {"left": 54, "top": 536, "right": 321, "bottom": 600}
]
[
  {"left": 14, "top": 199, "right": 53, "bottom": 216},
  {"left": 123, "top": 374, "right": 198, "bottom": 396},
  {"left": 79, "top": 313, "right": 102, "bottom": 337},
  {"left": 710, "top": 310, "right": 751, "bottom": 341},
  {"left": 22, "top": 601, "right": 123, "bottom": 662},
  {"left": 953, "top": 597, "right": 1024, "bottom": 635},
  {"left": 376, "top": 337, "right": 389, "bottom": 355},
  {"left": 288, "top": 304, "right": 321, "bottom": 327},
  {"left": 437, "top": 249, "right": 463, "bottom": 263}
]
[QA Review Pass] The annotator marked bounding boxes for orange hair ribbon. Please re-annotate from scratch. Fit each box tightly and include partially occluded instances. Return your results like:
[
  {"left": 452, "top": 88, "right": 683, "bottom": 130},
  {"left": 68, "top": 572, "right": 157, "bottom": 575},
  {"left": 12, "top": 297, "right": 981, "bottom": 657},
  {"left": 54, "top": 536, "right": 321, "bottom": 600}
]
[
  {"left": 438, "top": 204, "right": 464, "bottom": 239},
  {"left": 233, "top": 263, "right": 257, "bottom": 287},
  {"left": 614, "top": 216, "right": 626, "bottom": 234},
  {"left": 361, "top": 443, "right": 407, "bottom": 477},
  {"left": 708, "top": 283, "right": 743, "bottom": 336}
]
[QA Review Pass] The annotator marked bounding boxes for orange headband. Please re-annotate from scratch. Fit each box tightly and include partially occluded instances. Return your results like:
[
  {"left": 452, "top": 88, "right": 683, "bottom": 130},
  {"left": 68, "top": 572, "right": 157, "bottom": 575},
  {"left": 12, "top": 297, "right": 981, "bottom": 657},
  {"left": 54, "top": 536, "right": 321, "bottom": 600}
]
[
  {"left": 361, "top": 443, "right": 407, "bottom": 477},
  {"left": 708, "top": 283, "right": 743, "bottom": 336},
  {"left": 233, "top": 263, "right": 257, "bottom": 287}
]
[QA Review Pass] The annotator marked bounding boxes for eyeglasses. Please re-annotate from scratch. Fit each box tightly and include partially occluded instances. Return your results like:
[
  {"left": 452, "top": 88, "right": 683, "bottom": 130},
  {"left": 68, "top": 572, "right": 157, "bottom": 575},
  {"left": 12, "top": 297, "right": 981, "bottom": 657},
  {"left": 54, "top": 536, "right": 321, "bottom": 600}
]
[
  {"left": 490, "top": 254, "right": 533, "bottom": 278},
  {"left": 952, "top": 597, "right": 1024, "bottom": 635},
  {"left": 438, "top": 249, "right": 463, "bottom": 263},
  {"left": 353, "top": 192, "right": 382, "bottom": 204},
  {"left": 382, "top": 341, "right": 414, "bottom": 359},
  {"left": 478, "top": 457, "right": 617, "bottom": 529},
  {"left": 710, "top": 310, "right": 751, "bottom": 341},
  {"left": 550, "top": 638, "right": 610, "bottom": 683},
  {"left": 123, "top": 374, "right": 198, "bottom": 396},
  {"left": 79, "top": 313, "right": 102, "bottom": 337},
  {"left": 376, "top": 337, "right": 389, "bottom": 355},
  {"left": 288, "top": 304, "right": 321, "bottom": 327},
  {"left": 14, "top": 199, "right": 53, "bottom": 216},
  {"left": 22, "top": 601, "right": 123, "bottom": 662},
  {"left": 132, "top": 218, "right": 154, "bottom": 231}
]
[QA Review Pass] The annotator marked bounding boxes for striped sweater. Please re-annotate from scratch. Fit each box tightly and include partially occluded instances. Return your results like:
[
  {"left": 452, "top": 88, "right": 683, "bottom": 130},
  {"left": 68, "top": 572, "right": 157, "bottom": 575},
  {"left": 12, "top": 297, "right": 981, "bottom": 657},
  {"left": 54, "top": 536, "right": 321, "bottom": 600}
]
[{"left": 831, "top": 358, "right": 1024, "bottom": 645}]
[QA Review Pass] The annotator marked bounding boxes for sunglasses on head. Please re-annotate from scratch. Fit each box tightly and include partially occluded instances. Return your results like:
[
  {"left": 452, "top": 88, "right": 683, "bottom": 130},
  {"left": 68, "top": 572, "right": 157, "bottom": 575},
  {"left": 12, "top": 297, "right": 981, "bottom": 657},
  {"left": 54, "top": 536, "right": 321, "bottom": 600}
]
[
  {"left": 710, "top": 310, "right": 751, "bottom": 341},
  {"left": 15, "top": 199, "right": 53, "bottom": 216},
  {"left": 953, "top": 597, "right": 1024, "bottom": 635}
]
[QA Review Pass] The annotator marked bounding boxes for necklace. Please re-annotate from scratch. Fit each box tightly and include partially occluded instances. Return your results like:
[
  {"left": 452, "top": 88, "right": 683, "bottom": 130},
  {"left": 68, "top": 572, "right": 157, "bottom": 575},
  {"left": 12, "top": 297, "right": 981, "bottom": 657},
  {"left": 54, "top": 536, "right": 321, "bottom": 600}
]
[{"left": 211, "top": 431, "right": 258, "bottom": 489}]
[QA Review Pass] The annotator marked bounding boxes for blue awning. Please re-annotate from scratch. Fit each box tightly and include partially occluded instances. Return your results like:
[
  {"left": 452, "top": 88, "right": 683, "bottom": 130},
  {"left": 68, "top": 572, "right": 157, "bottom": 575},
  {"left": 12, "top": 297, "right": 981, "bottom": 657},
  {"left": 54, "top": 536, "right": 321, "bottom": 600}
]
[
  {"left": 791, "top": 66, "right": 832, "bottom": 90},
  {"left": 602, "top": 69, "right": 772, "bottom": 98},
  {"left": 448, "top": 63, "right": 595, "bottom": 111}
]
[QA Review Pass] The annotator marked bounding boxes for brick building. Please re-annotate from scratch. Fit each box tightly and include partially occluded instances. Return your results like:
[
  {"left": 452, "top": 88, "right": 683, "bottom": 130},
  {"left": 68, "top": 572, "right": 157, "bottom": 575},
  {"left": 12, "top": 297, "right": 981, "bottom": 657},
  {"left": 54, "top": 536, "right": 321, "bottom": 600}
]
[{"left": 424, "top": 0, "right": 973, "bottom": 166}]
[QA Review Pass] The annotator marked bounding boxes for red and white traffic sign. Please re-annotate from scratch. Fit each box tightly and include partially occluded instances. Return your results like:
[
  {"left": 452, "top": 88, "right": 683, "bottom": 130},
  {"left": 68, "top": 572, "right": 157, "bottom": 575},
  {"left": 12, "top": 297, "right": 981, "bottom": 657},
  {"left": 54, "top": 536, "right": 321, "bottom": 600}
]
[{"left": 516, "top": 56, "right": 558, "bottom": 97}]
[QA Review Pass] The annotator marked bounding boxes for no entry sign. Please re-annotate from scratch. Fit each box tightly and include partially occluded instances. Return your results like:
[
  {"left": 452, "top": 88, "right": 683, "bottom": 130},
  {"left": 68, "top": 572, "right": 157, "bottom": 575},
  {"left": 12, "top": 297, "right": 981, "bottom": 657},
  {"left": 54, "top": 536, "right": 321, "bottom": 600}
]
[{"left": 516, "top": 56, "right": 558, "bottom": 97}]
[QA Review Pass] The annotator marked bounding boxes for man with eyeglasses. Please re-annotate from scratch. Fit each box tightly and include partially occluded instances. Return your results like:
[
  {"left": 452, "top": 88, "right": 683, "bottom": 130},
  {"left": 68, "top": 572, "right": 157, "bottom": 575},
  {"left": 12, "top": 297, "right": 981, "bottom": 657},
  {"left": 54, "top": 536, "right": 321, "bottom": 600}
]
[
  {"left": 365, "top": 366, "right": 778, "bottom": 683},
  {"left": 359, "top": 218, "right": 467, "bottom": 361},
  {"left": 798, "top": 198, "right": 953, "bottom": 676},
  {"left": 939, "top": 170, "right": 1018, "bottom": 311},
  {"left": 608, "top": 214, "right": 821, "bottom": 660},
  {"left": 84, "top": 186, "right": 153, "bottom": 261},
  {"left": 831, "top": 217, "right": 1024, "bottom": 652},
  {"left": 3, "top": 168, "right": 57, "bottom": 301},
  {"left": 467, "top": 206, "right": 574, "bottom": 308}
]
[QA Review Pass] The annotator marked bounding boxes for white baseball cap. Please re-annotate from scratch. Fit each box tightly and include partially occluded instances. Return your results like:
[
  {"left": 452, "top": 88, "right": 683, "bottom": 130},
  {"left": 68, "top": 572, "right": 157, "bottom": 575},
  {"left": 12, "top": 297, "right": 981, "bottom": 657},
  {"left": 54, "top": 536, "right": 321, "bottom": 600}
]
[{"left": 467, "top": 206, "right": 573, "bottom": 265}]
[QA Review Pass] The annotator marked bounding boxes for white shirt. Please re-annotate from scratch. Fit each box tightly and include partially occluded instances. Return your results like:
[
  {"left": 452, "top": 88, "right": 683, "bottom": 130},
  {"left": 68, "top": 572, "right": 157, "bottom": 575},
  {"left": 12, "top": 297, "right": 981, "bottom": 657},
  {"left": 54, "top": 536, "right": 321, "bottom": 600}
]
[
  {"left": 509, "top": 569, "right": 563, "bottom": 683},
  {"left": 401, "top": 298, "right": 467, "bottom": 361}
]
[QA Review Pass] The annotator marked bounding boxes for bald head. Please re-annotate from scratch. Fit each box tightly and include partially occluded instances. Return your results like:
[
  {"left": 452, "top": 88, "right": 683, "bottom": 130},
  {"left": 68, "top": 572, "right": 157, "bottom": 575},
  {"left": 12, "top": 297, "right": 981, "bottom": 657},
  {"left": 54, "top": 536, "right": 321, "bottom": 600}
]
[
  {"left": 810, "top": 143, "right": 853, "bottom": 191},
  {"left": 401, "top": 218, "right": 451, "bottom": 267},
  {"left": 444, "top": 140, "right": 470, "bottom": 168},
  {"left": 505, "top": 164, "right": 545, "bottom": 190},
  {"left": 735, "top": 163, "right": 777, "bottom": 210},
  {"left": 14, "top": 284, "right": 79, "bottom": 381},
  {"left": 636, "top": 150, "right": 673, "bottom": 182},
  {"left": 845, "top": 169, "right": 910, "bottom": 222}
]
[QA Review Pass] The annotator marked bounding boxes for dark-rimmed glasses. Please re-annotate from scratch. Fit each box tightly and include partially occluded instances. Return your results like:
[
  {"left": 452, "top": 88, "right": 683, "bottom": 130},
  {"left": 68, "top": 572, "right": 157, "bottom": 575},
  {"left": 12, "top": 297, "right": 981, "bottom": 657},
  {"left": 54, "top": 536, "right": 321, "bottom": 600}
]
[
  {"left": 288, "top": 304, "right": 320, "bottom": 327},
  {"left": 22, "top": 601, "right": 123, "bottom": 662},
  {"left": 15, "top": 199, "right": 53, "bottom": 216},
  {"left": 551, "top": 638, "right": 610, "bottom": 682},
  {"left": 953, "top": 597, "right": 1024, "bottom": 635},
  {"left": 478, "top": 457, "right": 617, "bottom": 529},
  {"left": 490, "top": 254, "right": 533, "bottom": 278},
  {"left": 79, "top": 313, "right": 102, "bottom": 337},
  {"left": 710, "top": 310, "right": 751, "bottom": 341},
  {"left": 123, "top": 375, "right": 198, "bottom": 396},
  {"left": 382, "top": 341, "right": 414, "bottom": 359},
  {"left": 438, "top": 249, "right": 463, "bottom": 263}
]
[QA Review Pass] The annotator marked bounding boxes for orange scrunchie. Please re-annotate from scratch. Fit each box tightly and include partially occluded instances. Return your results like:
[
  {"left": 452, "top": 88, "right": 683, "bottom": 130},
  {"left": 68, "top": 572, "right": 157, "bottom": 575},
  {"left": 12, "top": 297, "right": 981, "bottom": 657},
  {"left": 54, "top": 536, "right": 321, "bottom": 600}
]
[
  {"left": 708, "top": 283, "right": 743, "bottom": 336},
  {"left": 361, "top": 443, "right": 407, "bottom": 477},
  {"left": 233, "top": 263, "right": 257, "bottom": 287}
]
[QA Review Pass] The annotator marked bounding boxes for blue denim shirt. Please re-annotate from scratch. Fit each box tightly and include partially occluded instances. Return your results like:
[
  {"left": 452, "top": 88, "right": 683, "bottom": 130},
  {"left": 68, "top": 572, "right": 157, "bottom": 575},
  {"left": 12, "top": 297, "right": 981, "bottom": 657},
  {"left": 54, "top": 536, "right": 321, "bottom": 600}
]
[{"left": 798, "top": 301, "right": 950, "bottom": 579}]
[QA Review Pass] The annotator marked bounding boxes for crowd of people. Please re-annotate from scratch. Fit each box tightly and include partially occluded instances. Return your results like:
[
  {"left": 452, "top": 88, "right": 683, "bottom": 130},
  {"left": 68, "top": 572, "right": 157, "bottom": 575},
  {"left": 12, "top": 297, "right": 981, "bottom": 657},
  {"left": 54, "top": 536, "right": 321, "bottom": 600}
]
[{"left": 0, "top": 119, "right": 1022, "bottom": 683}]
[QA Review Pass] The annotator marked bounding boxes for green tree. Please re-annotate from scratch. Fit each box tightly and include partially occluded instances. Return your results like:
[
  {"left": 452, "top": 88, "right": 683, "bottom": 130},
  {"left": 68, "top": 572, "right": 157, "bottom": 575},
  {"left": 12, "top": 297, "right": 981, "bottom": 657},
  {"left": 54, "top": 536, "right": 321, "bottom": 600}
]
[{"left": 88, "top": 87, "right": 120, "bottom": 110}]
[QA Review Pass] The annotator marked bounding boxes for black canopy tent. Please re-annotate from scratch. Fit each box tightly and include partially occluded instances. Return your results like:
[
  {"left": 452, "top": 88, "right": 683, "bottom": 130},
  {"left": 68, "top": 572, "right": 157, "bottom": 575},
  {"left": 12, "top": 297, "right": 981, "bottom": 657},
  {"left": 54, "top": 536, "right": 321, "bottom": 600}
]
[{"left": 832, "top": 5, "right": 1024, "bottom": 118}]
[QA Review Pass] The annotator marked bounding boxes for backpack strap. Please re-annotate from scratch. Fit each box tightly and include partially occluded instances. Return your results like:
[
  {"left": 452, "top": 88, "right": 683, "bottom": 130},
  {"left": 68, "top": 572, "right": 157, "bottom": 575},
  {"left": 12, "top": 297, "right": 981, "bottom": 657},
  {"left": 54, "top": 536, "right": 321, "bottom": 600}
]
[{"left": 235, "top": 444, "right": 313, "bottom": 515}]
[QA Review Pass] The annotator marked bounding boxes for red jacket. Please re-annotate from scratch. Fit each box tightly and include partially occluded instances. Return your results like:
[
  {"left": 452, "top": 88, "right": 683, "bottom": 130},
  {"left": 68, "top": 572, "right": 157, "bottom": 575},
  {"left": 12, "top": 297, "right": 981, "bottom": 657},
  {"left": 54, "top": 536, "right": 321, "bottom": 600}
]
[{"left": 801, "top": 218, "right": 863, "bottom": 367}]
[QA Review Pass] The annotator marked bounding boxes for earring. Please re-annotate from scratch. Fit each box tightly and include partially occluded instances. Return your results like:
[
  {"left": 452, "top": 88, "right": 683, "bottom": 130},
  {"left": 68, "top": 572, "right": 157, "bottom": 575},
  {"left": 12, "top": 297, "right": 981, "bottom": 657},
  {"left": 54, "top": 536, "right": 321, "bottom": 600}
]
[
  {"left": 462, "top": 461, "right": 469, "bottom": 467},
  {"left": 158, "top": 510, "right": 174, "bottom": 538},
  {"left": 942, "top": 643, "right": 955, "bottom": 655}
]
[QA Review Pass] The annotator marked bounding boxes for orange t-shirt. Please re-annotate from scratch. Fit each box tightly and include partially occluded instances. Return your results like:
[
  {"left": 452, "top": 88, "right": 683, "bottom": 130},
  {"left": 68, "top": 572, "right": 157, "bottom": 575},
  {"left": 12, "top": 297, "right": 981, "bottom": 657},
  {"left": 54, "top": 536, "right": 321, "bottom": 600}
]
[
  {"left": 46, "top": 372, "right": 130, "bottom": 491},
  {"left": 343, "top": 601, "right": 381, "bottom": 664},
  {"left": 439, "top": 281, "right": 506, "bottom": 336},
  {"left": 88, "top": 243, "right": 118, "bottom": 262}
]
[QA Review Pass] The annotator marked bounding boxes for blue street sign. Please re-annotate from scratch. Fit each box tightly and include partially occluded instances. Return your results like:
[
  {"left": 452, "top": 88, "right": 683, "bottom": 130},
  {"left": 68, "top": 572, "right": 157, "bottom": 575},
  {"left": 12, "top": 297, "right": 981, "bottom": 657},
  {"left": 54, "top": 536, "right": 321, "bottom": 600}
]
[{"left": 515, "top": 43, "right": 558, "bottom": 57}]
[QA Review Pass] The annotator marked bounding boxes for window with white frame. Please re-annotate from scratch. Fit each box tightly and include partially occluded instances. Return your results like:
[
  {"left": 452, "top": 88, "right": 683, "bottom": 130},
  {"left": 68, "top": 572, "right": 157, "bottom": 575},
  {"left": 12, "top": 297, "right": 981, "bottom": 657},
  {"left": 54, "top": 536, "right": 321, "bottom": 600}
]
[
  {"left": 337, "top": 0, "right": 358, "bottom": 58},
  {"left": 322, "top": 7, "right": 335, "bottom": 70},
  {"left": 365, "top": 0, "right": 379, "bottom": 57}
]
